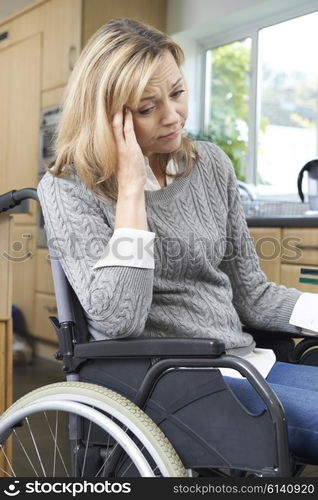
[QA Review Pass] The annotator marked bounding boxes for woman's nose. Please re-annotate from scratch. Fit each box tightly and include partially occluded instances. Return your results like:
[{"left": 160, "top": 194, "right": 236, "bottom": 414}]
[{"left": 160, "top": 101, "right": 179, "bottom": 125}]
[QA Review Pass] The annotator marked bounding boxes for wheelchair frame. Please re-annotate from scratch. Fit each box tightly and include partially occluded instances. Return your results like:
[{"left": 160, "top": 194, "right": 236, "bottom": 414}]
[{"left": 0, "top": 187, "right": 317, "bottom": 477}]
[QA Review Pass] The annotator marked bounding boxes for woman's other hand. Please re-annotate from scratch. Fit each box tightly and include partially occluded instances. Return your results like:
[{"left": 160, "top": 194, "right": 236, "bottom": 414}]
[{"left": 112, "top": 108, "right": 147, "bottom": 194}]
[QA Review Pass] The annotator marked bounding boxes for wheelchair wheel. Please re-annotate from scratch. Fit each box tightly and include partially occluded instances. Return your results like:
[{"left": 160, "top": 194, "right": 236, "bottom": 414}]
[{"left": 0, "top": 382, "right": 186, "bottom": 477}]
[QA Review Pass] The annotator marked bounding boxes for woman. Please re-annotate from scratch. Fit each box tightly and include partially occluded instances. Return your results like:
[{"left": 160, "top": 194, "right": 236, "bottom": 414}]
[{"left": 38, "top": 18, "right": 318, "bottom": 465}]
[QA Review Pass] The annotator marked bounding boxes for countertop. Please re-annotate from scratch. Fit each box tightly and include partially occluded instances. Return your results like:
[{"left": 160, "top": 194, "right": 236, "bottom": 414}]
[
  {"left": 246, "top": 216, "right": 318, "bottom": 227},
  {"left": 242, "top": 200, "right": 318, "bottom": 226}
]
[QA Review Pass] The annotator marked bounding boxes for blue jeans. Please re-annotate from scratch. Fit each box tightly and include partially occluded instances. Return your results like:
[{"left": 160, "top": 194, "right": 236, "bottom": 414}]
[{"left": 225, "top": 361, "right": 318, "bottom": 462}]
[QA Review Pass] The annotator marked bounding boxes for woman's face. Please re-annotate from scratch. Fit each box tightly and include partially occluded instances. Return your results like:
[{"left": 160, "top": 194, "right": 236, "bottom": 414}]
[{"left": 131, "top": 51, "right": 188, "bottom": 162}]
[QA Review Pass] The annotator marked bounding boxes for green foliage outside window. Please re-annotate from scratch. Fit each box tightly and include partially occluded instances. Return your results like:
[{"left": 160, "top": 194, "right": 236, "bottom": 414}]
[{"left": 191, "top": 41, "right": 251, "bottom": 181}]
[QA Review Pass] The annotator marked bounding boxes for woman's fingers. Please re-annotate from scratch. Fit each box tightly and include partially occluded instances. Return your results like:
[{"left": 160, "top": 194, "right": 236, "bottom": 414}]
[
  {"left": 123, "top": 108, "right": 138, "bottom": 145},
  {"left": 112, "top": 110, "right": 125, "bottom": 149},
  {"left": 112, "top": 107, "right": 146, "bottom": 188},
  {"left": 113, "top": 108, "right": 137, "bottom": 148}
]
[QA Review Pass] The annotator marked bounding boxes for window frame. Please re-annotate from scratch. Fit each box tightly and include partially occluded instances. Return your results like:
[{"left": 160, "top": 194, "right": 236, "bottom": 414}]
[{"left": 199, "top": 1, "right": 318, "bottom": 188}]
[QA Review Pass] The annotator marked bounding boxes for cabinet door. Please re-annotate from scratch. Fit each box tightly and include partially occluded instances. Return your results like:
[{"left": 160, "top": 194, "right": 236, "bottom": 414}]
[
  {"left": 0, "top": 47, "right": 10, "bottom": 194},
  {"left": 0, "top": 321, "right": 12, "bottom": 471},
  {"left": 82, "top": 0, "right": 167, "bottom": 46},
  {"left": 35, "top": 248, "right": 55, "bottom": 295},
  {"left": 42, "top": 0, "right": 82, "bottom": 90},
  {"left": 41, "top": 86, "right": 66, "bottom": 109},
  {"left": 11, "top": 225, "right": 36, "bottom": 334},
  {"left": 282, "top": 228, "right": 318, "bottom": 266},
  {"left": 0, "top": 215, "right": 13, "bottom": 319},
  {"left": 248, "top": 227, "right": 281, "bottom": 283},
  {"left": 34, "top": 292, "right": 58, "bottom": 343},
  {"left": 281, "top": 264, "right": 318, "bottom": 293},
  {"left": 0, "top": 33, "right": 41, "bottom": 224},
  {"left": 0, "top": 23, "right": 12, "bottom": 50},
  {"left": 0, "top": 320, "right": 12, "bottom": 414}
]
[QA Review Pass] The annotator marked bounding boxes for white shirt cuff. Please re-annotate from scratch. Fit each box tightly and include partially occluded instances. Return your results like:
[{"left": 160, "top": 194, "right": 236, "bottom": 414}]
[
  {"left": 289, "top": 293, "right": 318, "bottom": 334},
  {"left": 92, "top": 227, "right": 155, "bottom": 270}
]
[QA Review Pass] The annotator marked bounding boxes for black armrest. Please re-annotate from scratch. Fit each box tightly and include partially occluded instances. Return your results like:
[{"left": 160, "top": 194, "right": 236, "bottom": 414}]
[
  {"left": 243, "top": 326, "right": 318, "bottom": 363},
  {"left": 243, "top": 326, "right": 304, "bottom": 340},
  {"left": 74, "top": 337, "right": 225, "bottom": 359}
]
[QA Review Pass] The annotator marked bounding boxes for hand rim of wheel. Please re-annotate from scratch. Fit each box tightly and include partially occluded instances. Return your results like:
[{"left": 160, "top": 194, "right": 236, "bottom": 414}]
[{"left": 0, "top": 400, "right": 154, "bottom": 477}]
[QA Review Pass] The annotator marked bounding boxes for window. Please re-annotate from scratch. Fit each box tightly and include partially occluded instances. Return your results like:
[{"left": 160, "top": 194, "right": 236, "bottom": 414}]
[
  {"left": 204, "top": 10, "right": 318, "bottom": 199},
  {"left": 205, "top": 39, "right": 251, "bottom": 181}
]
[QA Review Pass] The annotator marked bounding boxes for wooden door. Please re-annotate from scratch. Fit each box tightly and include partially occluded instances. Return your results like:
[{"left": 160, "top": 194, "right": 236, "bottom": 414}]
[
  {"left": 0, "top": 33, "right": 41, "bottom": 224},
  {"left": 0, "top": 47, "right": 10, "bottom": 195},
  {"left": 11, "top": 224, "right": 36, "bottom": 334}
]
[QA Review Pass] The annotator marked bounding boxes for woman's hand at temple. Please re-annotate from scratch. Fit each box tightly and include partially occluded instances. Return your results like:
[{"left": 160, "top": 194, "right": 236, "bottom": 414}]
[
  {"left": 112, "top": 108, "right": 147, "bottom": 195},
  {"left": 112, "top": 108, "right": 149, "bottom": 231}
]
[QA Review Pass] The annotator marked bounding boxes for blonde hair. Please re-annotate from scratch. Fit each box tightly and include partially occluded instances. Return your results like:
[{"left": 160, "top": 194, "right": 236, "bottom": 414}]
[{"left": 51, "top": 18, "right": 198, "bottom": 200}]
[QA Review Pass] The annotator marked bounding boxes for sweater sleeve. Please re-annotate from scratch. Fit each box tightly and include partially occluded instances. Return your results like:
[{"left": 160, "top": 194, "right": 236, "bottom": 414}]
[
  {"left": 37, "top": 171, "right": 154, "bottom": 339},
  {"left": 93, "top": 227, "right": 155, "bottom": 270},
  {"left": 217, "top": 148, "right": 303, "bottom": 334}
]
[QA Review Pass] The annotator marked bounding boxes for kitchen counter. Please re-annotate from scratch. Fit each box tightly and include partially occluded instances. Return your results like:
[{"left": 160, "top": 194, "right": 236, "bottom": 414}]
[
  {"left": 246, "top": 216, "right": 318, "bottom": 227},
  {"left": 242, "top": 200, "right": 318, "bottom": 226}
]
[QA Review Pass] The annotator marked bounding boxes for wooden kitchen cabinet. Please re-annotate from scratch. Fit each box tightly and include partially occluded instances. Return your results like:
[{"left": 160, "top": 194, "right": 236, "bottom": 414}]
[
  {"left": 0, "top": 46, "right": 9, "bottom": 194},
  {"left": 282, "top": 227, "right": 318, "bottom": 266},
  {"left": 2, "top": 2, "right": 43, "bottom": 48},
  {"left": 0, "top": 31, "right": 40, "bottom": 347},
  {"left": 0, "top": 33, "right": 41, "bottom": 224},
  {"left": 34, "top": 249, "right": 58, "bottom": 353},
  {"left": 0, "top": 0, "right": 81, "bottom": 93},
  {"left": 249, "top": 226, "right": 318, "bottom": 293},
  {"left": 2, "top": 0, "right": 167, "bottom": 90},
  {"left": 281, "top": 264, "right": 318, "bottom": 293},
  {"left": 43, "top": 0, "right": 168, "bottom": 90},
  {"left": 11, "top": 225, "right": 36, "bottom": 334},
  {"left": 33, "top": 290, "right": 60, "bottom": 361},
  {"left": 0, "top": 319, "right": 12, "bottom": 474},
  {"left": 34, "top": 293, "right": 58, "bottom": 342},
  {"left": 35, "top": 248, "right": 55, "bottom": 295},
  {"left": 82, "top": 0, "right": 167, "bottom": 46},
  {"left": 42, "top": 0, "right": 82, "bottom": 90},
  {"left": 0, "top": 215, "right": 13, "bottom": 472},
  {"left": 0, "top": 215, "right": 13, "bottom": 319},
  {"left": 248, "top": 227, "right": 281, "bottom": 283},
  {"left": 41, "top": 86, "right": 66, "bottom": 109},
  {"left": 280, "top": 227, "right": 318, "bottom": 292}
]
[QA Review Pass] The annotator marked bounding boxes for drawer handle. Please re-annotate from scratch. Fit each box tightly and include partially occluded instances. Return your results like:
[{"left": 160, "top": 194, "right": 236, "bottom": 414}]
[
  {"left": 299, "top": 268, "right": 318, "bottom": 285},
  {"left": 300, "top": 268, "right": 318, "bottom": 276},
  {"left": 299, "top": 277, "right": 318, "bottom": 285},
  {"left": 0, "top": 31, "right": 9, "bottom": 42},
  {"left": 44, "top": 305, "right": 57, "bottom": 314},
  {"left": 295, "top": 244, "right": 318, "bottom": 250}
]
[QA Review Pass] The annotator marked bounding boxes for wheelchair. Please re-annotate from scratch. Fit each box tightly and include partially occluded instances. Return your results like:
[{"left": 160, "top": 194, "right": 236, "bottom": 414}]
[{"left": 0, "top": 188, "right": 318, "bottom": 478}]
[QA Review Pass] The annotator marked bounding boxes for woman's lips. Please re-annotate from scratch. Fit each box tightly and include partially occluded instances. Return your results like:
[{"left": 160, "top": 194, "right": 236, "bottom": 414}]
[{"left": 159, "top": 129, "right": 181, "bottom": 141}]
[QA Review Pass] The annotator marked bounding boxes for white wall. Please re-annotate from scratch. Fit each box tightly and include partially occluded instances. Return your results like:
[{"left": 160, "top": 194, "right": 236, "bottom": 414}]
[
  {"left": 167, "top": 0, "right": 318, "bottom": 38},
  {"left": 167, "top": 0, "right": 318, "bottom": 133},
  {"left": 0, "top": 0, "right": 35, "bottom": 22}
]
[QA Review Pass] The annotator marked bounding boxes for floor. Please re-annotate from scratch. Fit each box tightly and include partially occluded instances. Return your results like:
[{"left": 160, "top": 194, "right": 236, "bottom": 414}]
[
  {"left": 13, "top": 356, "right": 65, "bottom": 400},
  {"left": 12, "top": 356, "right": 318, "bottom": 478}
]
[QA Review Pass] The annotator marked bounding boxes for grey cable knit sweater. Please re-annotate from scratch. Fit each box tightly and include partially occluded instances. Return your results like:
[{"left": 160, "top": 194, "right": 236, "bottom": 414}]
[{"left": 37, "top": 141, "right": 301, "bottom": 355}]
